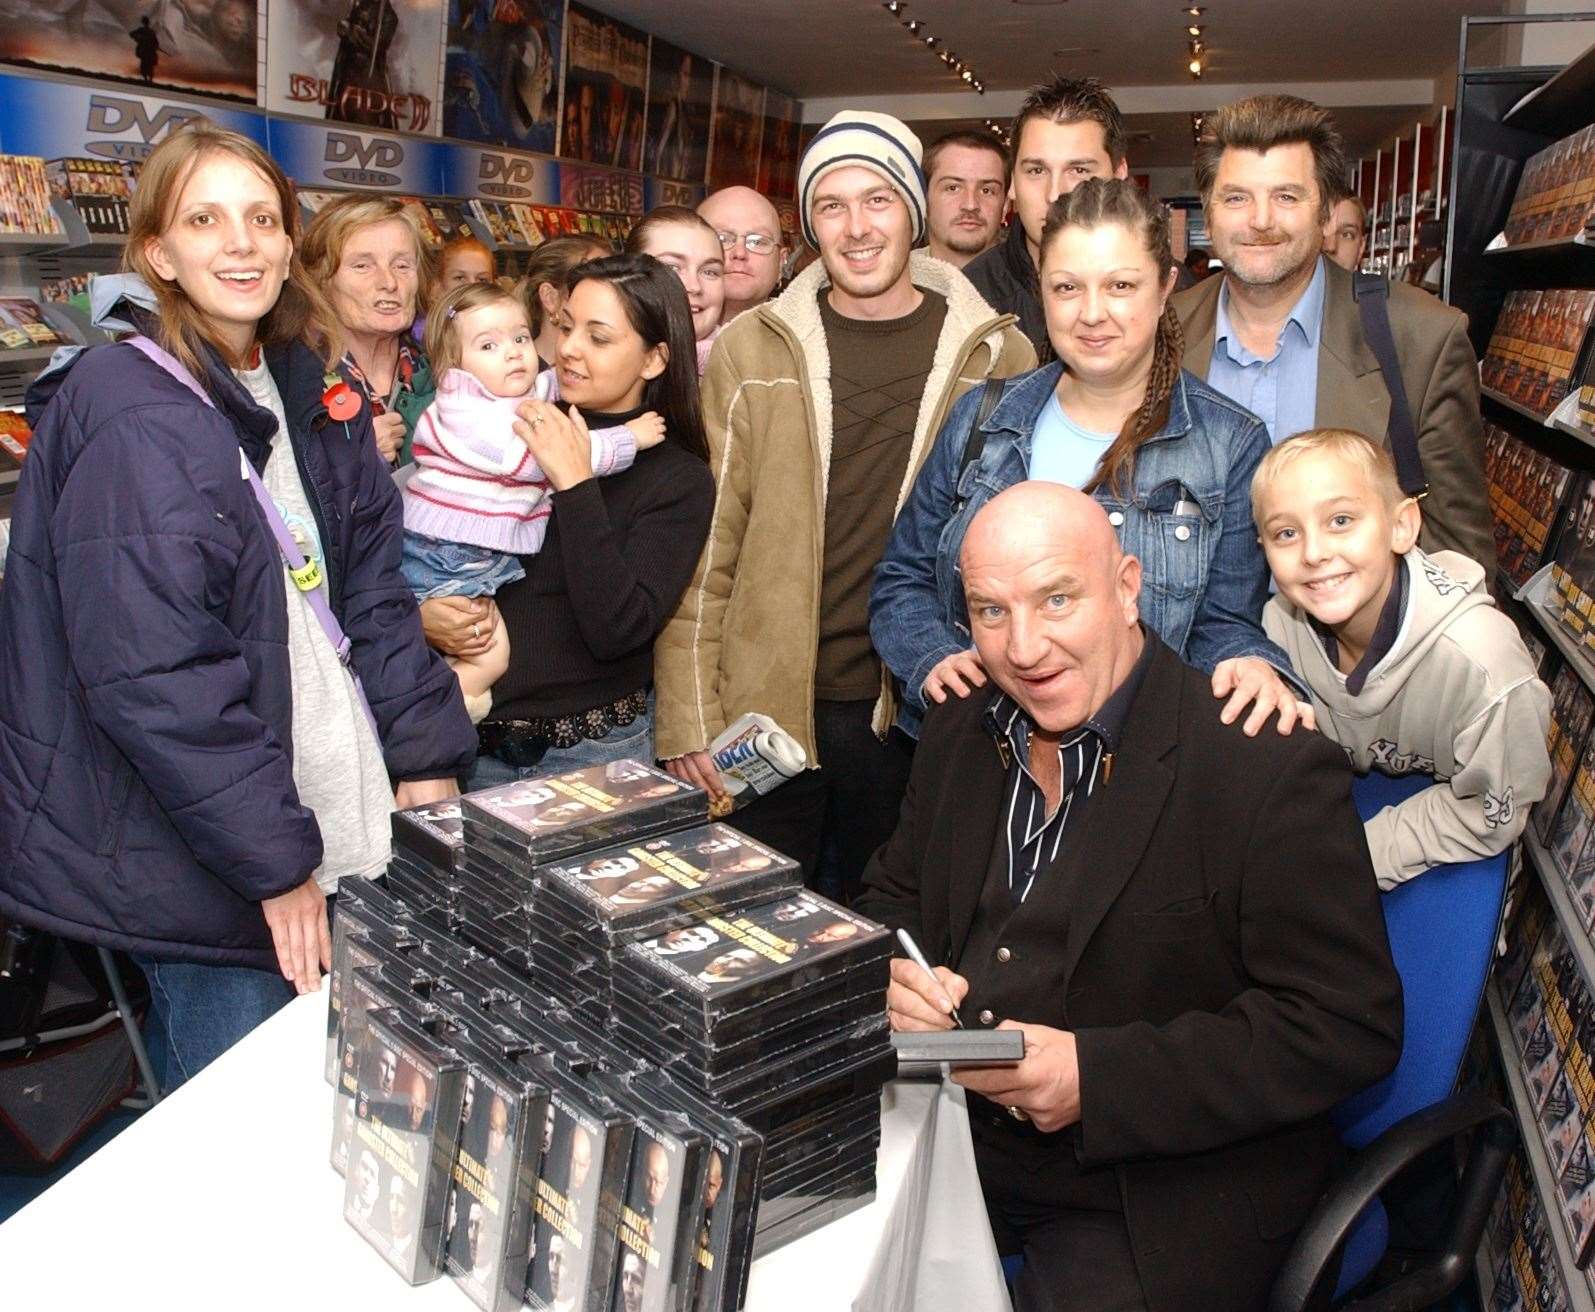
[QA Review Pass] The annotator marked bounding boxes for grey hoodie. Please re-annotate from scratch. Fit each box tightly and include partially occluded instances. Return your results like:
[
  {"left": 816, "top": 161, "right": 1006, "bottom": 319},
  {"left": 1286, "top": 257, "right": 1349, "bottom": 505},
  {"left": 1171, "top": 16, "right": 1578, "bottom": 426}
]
[{"left": 1265, "top": 548, "right": 1551, "bottom": 889}]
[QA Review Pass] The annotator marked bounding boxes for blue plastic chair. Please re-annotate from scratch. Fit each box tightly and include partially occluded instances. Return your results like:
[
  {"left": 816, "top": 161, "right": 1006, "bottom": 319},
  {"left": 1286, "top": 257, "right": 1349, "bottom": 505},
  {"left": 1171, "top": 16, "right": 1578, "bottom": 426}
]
[{"left": 1270, "top": 770, "right": 1516, "bottom": 1310}]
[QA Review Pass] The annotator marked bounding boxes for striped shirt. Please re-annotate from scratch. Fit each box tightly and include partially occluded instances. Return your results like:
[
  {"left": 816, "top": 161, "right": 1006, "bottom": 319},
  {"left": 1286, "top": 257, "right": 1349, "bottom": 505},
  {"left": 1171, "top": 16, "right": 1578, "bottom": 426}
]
[{"left": 983, "top": 635, "right": 1153, "bottom": 906}]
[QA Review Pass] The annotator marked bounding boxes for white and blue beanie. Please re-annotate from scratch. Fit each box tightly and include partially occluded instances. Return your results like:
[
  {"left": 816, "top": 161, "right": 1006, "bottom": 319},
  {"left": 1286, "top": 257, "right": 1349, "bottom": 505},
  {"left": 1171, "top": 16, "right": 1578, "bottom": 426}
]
[{"left": 797, "top": 111, "right": 927, "bottom": 249}]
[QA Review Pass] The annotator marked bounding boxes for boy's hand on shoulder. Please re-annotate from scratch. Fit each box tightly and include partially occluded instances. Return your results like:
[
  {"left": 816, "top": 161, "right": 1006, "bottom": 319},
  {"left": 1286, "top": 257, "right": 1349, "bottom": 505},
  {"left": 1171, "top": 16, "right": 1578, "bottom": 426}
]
[
  {"left": 627, "top": 411, "right": 667, "bottom": 450},
  {"left": 1212, "top": 657, "right": 1317, "bottom": 737}
]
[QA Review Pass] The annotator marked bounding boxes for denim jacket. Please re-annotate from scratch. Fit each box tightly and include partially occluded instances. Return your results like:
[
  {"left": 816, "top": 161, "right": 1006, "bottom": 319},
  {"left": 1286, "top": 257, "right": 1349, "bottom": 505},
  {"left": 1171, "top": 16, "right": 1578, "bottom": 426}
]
[{"left": 871, "top": 361, "right": 1293, "bottom": 736}]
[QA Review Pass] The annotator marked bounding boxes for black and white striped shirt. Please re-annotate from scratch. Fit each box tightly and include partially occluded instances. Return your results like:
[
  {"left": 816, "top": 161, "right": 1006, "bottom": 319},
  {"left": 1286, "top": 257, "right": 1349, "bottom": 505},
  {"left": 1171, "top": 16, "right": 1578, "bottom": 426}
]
[{"left": 982, "top": 638, "right": 1152, "bottom": 906}]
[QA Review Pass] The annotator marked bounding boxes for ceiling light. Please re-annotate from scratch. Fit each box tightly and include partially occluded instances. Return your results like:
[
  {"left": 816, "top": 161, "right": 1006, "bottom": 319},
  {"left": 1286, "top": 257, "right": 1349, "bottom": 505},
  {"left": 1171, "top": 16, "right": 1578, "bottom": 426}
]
[
  {"left": 1184, "top": 4, "right": 1204, "bottom": 13},
  {"left": 923, "top": 33, "right": 938, "bottom": 46},
  {"left": 882, "top": 0, "right": 905, "bottom": 12},
  {"left": 1187, "top": 24, "right": 1202, "bottom": 36},
  {"left": 1189, "top": 38, "right": 1204, "bottom": 54},
  {"left": 905, "top": 18, "right": 922, "bottom": 32}
]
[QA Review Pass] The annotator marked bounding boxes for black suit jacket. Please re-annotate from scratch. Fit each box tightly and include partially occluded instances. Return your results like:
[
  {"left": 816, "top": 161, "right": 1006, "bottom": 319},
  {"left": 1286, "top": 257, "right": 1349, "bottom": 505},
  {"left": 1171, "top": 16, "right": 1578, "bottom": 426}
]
[{"left": 857, "top": 639, "right": 1403, "bottom": 1312}]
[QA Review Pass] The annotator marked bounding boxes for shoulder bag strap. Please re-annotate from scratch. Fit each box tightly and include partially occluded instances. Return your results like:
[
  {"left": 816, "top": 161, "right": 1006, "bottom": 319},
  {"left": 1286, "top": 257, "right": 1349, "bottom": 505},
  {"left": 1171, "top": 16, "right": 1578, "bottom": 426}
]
[
  {"left": 125, "top": 335, "right": 382, "bottom": 744},
  {"left": 1352, "top": 272, "right": 1429, "bottom": 500},
  {"left": 952, "top": 376, "right": 1007, "bottom": 512}
]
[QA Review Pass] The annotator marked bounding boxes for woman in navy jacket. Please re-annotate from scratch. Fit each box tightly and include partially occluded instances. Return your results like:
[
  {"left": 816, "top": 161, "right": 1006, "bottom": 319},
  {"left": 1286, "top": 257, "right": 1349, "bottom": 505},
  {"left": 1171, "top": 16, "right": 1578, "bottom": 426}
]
[{"left": 0, "top": 123, "right": 474, "bottom": 1090}]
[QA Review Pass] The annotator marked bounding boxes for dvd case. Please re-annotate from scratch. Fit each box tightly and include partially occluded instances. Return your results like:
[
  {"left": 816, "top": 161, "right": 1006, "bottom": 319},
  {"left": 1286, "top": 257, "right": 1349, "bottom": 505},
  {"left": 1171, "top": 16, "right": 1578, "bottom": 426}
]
[
  {"left": 394, "top": 798, "right": 469, "bottom": 874},
  {"left": 344, "top": 1008, "right": 467, "bottom": 1284},
  {"left": 606, "top": 1098, "right": 708, "bottom": 1312},
  {"left": 443, "top": 1035, "right": 551, "bottom": 1312},
  {"left": 462, "top": 760, "right": 707, "bottom": 865}
]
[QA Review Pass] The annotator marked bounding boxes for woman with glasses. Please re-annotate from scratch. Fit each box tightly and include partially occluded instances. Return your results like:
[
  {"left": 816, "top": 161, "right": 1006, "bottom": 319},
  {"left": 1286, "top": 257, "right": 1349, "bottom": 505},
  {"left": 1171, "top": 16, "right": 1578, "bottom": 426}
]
[{"left": 697, "top": 186, "right": 787, "bottom": 322}]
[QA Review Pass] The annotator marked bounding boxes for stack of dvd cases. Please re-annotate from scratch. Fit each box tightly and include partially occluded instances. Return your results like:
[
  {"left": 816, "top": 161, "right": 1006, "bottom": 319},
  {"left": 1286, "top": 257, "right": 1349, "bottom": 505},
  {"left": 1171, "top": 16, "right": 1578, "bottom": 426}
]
[
  {"left": 333, "top": 760, "right": 896, "bottom": 1306},
  {"left": 610, "top": 892, "right": 895, "bottom": 1252}
]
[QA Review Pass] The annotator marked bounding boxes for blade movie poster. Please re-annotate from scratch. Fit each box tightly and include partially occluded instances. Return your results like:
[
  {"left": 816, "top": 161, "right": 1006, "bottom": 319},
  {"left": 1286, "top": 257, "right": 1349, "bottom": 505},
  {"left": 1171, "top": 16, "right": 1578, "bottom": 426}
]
[
  {"left": 265, "top": 0, "right": 447, "bottom": 137},
  {"left": 0, "top": 0, "right": 257, "bottom": 101},
  {"left": 560, "top": 2, "right": 648, "bottom": 172},
  {"left": 442, "top": 0, "right": 562, "bottom": 154}
]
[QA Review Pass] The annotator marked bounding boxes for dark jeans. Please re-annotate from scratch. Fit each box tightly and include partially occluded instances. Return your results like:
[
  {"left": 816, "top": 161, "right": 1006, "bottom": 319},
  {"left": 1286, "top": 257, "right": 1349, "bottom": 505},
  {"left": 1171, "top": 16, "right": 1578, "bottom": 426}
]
[
  {"left": 131, "top": 954, "right": 294, "bottom": 1094},
  {"left": 973, "top": 1108, "right": 1149, "bottom": 1312},
  {"left": 730, "top": 698, "right": 914, "bottom": 903}
]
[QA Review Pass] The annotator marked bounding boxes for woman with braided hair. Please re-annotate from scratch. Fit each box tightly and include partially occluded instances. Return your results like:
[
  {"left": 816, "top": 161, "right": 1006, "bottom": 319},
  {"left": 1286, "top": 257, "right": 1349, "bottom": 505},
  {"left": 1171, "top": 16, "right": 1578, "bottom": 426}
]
[{"left": 873, "top": 176, "right": 1308, "bottom": 738}]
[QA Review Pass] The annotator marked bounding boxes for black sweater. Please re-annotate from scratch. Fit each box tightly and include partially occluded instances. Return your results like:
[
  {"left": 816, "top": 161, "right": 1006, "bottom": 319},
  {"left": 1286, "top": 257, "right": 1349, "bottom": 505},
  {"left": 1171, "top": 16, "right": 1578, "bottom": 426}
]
[{"left": 488, "top": 412, "right": 716, "bottom": 722}]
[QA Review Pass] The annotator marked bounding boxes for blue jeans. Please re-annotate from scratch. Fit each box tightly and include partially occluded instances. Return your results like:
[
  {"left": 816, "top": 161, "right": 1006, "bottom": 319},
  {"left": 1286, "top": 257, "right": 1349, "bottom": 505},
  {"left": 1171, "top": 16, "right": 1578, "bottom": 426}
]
[
  {"left": 467, "top": 702, "right": 655, "bottom": 790},
  {"left": 131, "top": 954, "right": 294, "bottom": 1094}
]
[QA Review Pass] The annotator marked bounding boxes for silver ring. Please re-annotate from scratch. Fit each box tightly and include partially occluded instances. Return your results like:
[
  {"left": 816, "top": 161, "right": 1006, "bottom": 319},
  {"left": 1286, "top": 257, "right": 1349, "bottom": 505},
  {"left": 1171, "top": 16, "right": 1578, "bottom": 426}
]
[
  {"left": 1007, "top": 1105, "right": 1029, "bottom": 1123},
  {"left": 529, "top": 415, "right": 545, "bottom": 426},
  {"left": 471, "top": 622, "right": 480, "bottom": 639}
]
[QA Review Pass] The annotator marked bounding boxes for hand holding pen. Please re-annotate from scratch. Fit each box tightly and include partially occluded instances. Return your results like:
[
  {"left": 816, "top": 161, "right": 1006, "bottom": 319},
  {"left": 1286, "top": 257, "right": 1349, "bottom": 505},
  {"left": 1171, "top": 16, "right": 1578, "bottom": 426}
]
[{"left": 887, "top": 927, "right": 970, "bottom": 1033}]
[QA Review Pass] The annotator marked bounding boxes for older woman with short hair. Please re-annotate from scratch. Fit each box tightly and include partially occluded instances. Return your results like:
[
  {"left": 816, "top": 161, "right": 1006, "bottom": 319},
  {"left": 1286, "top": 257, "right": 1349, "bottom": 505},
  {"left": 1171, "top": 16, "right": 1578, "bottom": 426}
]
[{"left": 301, "top": 194, "right": 437, "bottom": 464}]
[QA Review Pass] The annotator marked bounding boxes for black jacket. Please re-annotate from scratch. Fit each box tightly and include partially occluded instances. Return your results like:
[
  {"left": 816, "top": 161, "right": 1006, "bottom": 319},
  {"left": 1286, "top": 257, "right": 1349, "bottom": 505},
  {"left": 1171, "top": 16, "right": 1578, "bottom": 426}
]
[
  {"left": 857, "top": 637, "right": 1403, "bottom": 1312},
  {"left": 963, "top": 221, "right": 1052, "bottom": 365},
  {"left": 0, "top": 331, "right": 475, "bottom": 970}
]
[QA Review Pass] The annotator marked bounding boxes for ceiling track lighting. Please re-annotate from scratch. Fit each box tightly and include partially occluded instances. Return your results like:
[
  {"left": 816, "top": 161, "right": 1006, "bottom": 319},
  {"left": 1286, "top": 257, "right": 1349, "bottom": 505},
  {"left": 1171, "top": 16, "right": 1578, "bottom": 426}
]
[
  {"left": 1178, "top": 7, "right": 1208, "bottom": 83},
  {"left": 877, "top": 2, "right": 986, "bottom": 94}
]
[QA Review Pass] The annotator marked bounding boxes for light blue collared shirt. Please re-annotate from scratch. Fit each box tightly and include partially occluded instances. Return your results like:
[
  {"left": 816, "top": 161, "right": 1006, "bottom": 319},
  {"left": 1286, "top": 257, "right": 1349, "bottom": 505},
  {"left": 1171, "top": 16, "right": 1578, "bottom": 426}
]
[{"left": 1206, "top": 256, "right": 1326, "bottom": 446}]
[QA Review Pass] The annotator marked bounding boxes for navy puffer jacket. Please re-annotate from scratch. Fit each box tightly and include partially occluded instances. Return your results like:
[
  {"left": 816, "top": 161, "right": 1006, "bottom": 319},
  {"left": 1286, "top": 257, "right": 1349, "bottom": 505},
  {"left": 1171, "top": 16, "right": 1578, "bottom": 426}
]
[{"left": 0, "top": 316, "right": 475, "bottom": 970}]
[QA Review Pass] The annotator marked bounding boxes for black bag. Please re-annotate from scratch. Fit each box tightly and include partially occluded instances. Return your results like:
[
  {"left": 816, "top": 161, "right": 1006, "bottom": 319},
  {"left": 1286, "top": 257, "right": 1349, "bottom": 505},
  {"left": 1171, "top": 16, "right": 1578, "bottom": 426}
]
[
  {"left": 0, "top": 920, "right": 146, "bottom": 1170},
  {"left": 951, "top": 376, "right": 1008, "bottom": 514}
]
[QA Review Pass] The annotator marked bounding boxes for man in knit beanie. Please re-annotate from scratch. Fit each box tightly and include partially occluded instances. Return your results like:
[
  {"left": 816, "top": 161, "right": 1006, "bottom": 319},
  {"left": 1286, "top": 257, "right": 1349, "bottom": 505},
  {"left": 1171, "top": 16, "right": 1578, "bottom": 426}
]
[{"left": 656, "top": 110, "right": 1033, "bottom": 901}]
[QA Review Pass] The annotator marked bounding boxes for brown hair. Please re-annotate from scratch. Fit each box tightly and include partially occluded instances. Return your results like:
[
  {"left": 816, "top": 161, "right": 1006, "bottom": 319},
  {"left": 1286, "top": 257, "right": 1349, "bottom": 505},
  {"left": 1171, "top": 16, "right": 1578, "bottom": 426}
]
[
  {"left": 623, "top": 205, "right": 720, "bottom": 256},
  {"left": 1039, "top": 177, "right": 1182, "bottom": 499},
  {"left": 1250, "top": 428, "right": 1406, "bottom": 527},
  {"left": 923, "top": 130, "right": 1010, "bottom": 188},
  {"left": 299, "top": 194, "right": 433, "bottom": 325},
  {"left": 423, "top": 281, "right": 527, "bottom": 379},
  {"left": 440, "top": 233, "right": 496, "bottom": 278},
  {"left": 515, "top": 234, "right": 611, "bottom": 333},
  {"left": 1009, "top": 76, "right": 1126, "bottom": 169},
  {"left": 123, "top": 120, "right": 337, "bottom": 374},
  {"left": 1194, "top": 95, "right": 1350, "bottom": 223}
]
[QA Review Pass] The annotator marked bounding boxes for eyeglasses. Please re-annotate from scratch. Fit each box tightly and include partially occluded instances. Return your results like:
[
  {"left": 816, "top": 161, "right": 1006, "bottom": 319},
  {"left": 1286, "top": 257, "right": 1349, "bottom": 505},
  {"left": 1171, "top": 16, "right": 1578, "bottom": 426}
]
[{"left": 715, "top": 230, "right": 779, "bottom": 256}]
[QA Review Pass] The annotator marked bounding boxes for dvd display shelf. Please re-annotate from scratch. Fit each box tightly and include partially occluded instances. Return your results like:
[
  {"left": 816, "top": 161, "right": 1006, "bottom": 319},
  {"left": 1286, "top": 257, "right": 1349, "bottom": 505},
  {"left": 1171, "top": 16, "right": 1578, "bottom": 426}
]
[{"left": 1482, "top": 982, "right": 1595, "bottom": 1311}]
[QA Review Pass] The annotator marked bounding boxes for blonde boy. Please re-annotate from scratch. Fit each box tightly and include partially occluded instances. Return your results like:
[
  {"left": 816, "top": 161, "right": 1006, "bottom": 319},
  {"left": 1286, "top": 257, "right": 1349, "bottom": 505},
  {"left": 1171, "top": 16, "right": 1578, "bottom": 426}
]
[{"left": 1253, "top": 429, "right": 1550, "bottom": 889}]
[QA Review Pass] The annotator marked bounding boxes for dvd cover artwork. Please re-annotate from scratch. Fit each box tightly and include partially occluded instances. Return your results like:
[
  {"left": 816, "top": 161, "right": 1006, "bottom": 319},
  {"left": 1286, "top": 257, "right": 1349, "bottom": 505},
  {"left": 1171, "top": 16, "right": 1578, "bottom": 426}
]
[
  {"left": 344, "top": 1009, "right": 467, "bottom": 1284},
  {"left": 331, "top": 962, "right": 436, "bottom": 1176},
  {"left": 609, "top": 1108, "right": 707, "bottom": 1312},
  {"left": 525, "top": 1081, "right": 634, "bottom": 1312},
  {"left": 618, "top": 892, "right": 891, "bottom": 1017},
  {"left": 444, "top": 1040, "right": 550, "bottom": 1312},
  {"left": 463, "top": 760, "right": 706, "bottom": 863}
]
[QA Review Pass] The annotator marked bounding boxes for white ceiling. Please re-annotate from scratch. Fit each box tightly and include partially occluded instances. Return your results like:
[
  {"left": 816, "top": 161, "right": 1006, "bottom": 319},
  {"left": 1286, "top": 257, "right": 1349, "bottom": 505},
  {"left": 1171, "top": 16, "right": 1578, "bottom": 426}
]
[{"left": 591, "top": 0, "right": 1506, "bottom": 162}]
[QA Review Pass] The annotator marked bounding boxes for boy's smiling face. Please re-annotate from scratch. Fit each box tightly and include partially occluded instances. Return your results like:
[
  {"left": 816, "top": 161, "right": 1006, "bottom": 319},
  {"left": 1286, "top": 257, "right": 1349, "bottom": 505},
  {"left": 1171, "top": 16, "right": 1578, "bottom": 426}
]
[{"left": 1257, "top": 448, "right": 1420, "bottom": 658}]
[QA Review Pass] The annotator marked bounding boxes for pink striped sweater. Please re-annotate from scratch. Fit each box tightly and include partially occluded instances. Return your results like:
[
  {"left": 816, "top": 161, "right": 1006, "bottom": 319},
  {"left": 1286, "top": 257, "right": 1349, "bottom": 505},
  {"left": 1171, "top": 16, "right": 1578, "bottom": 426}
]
[{"left": 401, "top": 366, "right": 637, "bottom": 555}]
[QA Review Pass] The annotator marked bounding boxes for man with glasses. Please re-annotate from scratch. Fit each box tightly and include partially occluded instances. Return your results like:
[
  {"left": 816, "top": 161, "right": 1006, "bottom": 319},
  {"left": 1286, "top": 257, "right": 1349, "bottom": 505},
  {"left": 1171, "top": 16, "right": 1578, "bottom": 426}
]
[{"left": 698, "top": 185, "right": 788, "bottom": 323}]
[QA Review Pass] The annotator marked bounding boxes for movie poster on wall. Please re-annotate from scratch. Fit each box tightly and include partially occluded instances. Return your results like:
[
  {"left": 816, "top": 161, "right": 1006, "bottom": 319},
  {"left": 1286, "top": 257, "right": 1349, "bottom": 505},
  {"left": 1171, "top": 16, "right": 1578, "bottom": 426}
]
[
  {"left": 0, "top": 0, "right": 256, "bottom": 101},
  {"left": 441, "top": 0, "right": 562, "bottom": 154},
  {"left": 560, "top": 3, "right": 648, "bottom": 173},
  {"left": 708, "top": 68, "right": 763, "bottom": 191},
  {"left": 644, "top": 38, "right": 712, "bottom": 186},
  {"left": 758, "top": 90, "right": 800, "bottom": 202},
  {"left": 265, "top": 0, "right": 447, "bottom": 137}
]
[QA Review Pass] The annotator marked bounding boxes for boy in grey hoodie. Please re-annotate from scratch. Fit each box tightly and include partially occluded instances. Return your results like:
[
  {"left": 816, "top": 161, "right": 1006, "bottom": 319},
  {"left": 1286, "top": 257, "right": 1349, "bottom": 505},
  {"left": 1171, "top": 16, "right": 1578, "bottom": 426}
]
[{"left": 1253, "top": 429, "right": 1550, "bottom": 890}]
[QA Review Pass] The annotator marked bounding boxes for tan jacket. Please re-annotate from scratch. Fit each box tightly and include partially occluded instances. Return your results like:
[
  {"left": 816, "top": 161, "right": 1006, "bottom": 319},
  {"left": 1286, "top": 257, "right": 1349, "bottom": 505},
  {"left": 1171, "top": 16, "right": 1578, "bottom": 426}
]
[
  {"left": 653, "top": 252, "right": 1035, "bottom": 763},
  {"left": 1173, "top": 258, "right": 1497, "bottom": 573}
]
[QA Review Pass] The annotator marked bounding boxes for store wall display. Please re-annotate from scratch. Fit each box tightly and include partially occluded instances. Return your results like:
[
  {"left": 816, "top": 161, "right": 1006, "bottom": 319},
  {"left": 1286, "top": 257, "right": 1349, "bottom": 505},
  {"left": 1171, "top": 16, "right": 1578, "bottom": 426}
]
[
  {"left": 264, "top": 0, "right": 447, "bottom": 137},
  {"left": 268, "top": 116, "right": 444, "bottom": 193},
  {"left": 1502, "top": 124, "right": 1595, "bottom": 247},
  {"left": 645, "top": 39, "right": 712, "bottom": 186},
  {"left": 560, "top": 3, "right": 648, "bottom": 172},
  {"left": 0, "top": 155, "right": 62, "bottom": 235},
  {"left": 0, "top": 0, "right": 256, "bottom": 101},
  {"left": 1481, "top": 289, "right": 1595, "bottom": 419},
  {"left": 441, "top": 0, "right": 562, "bottom": 155},
  {"left": 1484, "top": 422, "right": 1575, "bottom": 592},
  {"left": 757, "top": 90, "right": 799, "bottom": 203},
  {"left": 707, "top": 67, "right": 763, "bottom": 191}
]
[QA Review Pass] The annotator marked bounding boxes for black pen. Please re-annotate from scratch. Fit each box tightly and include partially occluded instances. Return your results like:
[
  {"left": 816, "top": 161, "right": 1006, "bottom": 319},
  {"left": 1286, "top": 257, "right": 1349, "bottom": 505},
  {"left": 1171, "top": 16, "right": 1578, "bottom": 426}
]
[{"left": 895, "top": 927, "right": 964, "bottom": 1029}]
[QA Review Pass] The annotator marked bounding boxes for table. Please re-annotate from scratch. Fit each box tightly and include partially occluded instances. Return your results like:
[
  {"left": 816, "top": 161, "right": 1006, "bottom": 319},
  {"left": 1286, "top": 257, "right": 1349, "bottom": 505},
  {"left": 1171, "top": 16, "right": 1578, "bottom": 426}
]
[{"left": 0, "top": 993, "right": 1012, "bottom": 1312}]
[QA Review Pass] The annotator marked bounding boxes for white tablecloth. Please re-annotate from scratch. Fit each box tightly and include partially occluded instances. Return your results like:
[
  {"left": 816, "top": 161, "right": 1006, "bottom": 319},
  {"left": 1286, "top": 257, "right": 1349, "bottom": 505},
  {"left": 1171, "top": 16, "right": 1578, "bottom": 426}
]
[{"left": 0, "top": 993, "right": 1011, "bottom": 1312}]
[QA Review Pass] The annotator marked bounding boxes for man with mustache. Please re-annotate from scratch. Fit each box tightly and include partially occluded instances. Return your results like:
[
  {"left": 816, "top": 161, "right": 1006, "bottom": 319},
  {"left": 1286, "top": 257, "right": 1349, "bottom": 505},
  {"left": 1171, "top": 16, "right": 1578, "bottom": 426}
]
[
  {"left": 1172, "top": 94, "right": 1494, "bottom": 573},
  {"left": 657, "top": 111, "right": 1033, "bottom": 897}
]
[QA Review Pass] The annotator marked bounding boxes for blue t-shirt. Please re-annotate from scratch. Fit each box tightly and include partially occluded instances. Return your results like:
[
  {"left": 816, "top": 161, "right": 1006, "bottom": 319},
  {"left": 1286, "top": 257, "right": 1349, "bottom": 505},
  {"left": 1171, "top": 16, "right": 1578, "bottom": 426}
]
[{"left": 1027, "top": 391, "right": 1117, "bottom": 489}]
